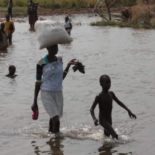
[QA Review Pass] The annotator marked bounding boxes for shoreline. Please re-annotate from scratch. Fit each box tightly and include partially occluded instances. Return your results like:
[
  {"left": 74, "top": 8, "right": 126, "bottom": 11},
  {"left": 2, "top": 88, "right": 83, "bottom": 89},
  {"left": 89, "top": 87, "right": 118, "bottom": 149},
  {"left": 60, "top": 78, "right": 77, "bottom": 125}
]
[
  {"left": 38, "top": 7, "right": 94, "bottom": 16},
  {"left": 0, "top": 7, "right": 94, "bottom": 18}
]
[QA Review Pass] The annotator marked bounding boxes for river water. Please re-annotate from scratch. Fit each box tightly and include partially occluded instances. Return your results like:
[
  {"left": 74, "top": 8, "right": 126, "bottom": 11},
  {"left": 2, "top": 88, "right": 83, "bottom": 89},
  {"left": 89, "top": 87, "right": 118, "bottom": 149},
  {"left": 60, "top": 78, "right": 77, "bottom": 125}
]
[{"left": 0, "top": 14, "right": 155, "bottom": 155}]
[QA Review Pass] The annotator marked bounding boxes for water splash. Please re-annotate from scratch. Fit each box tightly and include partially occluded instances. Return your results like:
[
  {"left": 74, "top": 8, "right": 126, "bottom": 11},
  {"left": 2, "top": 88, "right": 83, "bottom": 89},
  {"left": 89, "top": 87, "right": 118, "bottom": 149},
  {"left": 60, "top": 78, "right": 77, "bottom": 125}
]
[
  {"left": 101, "top": 128, "right": 131, "bottom": 147},
  {"left": 20, "top": 124, "right": 131, "bottom": 144},
  {"left": 61, "top": 125, "right": 103, "bottom": 141}
]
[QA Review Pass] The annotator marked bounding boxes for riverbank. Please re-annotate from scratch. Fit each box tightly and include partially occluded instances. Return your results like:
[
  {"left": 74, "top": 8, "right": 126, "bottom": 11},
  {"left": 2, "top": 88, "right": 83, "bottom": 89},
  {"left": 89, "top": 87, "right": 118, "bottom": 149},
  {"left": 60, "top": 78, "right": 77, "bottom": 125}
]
[
  {"left": 1, "top": 4, "right": 155, "bottom": 29},
  {"left": 90, "top": 3, "right": 155, "bottom": 29},
  {"left": 0, "top": 7, "right": 94, "bottom": 18}
]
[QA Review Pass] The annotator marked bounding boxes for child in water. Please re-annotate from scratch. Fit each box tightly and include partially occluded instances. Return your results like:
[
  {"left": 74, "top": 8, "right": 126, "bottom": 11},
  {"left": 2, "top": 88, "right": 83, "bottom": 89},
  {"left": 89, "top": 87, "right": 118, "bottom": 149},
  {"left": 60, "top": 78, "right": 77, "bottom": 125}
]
[
  {"left": 4, "top": 15, "right": 15, "bottom": 45},
  {"left": 6, "top": 65, "right": 17, "bottom": 78},
  {"left": 90, "top": 74, "right": 136, "bottom": 139},
  {"left": 64, "top": 16, "right": 72, "bottom": 35},
  {"left": 0, "top": 23, "right": 8, "bottom": 51}
]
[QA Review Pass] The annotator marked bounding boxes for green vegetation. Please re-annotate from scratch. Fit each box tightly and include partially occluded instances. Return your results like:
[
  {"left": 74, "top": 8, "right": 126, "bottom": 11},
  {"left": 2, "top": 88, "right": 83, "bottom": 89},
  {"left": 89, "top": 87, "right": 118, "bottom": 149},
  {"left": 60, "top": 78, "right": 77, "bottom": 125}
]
[
  {"left": 92, "top": 0, "right": 155, "bottom": 29},
  {"left": 0, "top": 0, "right": 96, "bottom": 8},
  {"left": 0, "top": 0, "right": 96, "bottom": 17},
  {"left": 0, "top": 7, "right": 27, "bottom": 17},
  {"left": 0, "top": 0, "right": 154, "bottom": 29},
  {"left": 117, "top": 0, "right": 136, "bottom": 6},
  {"left": 91, "top": 20, "right": 155, "bottom": 29}
]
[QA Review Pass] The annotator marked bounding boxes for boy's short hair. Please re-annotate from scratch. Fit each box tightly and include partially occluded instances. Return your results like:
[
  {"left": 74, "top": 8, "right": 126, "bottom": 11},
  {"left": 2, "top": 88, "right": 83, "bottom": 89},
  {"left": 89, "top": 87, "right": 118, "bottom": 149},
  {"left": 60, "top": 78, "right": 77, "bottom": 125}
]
[
  {"left": 99, "top": 74, "right": 111, "bottom": 84},
  {"left": 9, "top": 65, "right": 16, "bottom": 71}
]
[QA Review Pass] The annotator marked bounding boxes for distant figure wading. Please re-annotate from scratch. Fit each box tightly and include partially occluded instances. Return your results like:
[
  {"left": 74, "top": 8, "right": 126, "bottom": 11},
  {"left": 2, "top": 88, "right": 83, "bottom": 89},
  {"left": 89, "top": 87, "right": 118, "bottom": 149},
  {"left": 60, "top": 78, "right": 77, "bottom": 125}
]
[
  {"left": 64, "top": 16, "right": 72, "bottom": 35},
  {"left": 7, "top": 0, "right": 13, "bottom": 19},
  {"left": 0, "top": 23, "right": 8, "bottom": 51},
  {"left": 4, "top": 15, "right": 15, "bottom": 45},
  {"left": 27, "top": 0, "right": 38, "bottom": 31}
]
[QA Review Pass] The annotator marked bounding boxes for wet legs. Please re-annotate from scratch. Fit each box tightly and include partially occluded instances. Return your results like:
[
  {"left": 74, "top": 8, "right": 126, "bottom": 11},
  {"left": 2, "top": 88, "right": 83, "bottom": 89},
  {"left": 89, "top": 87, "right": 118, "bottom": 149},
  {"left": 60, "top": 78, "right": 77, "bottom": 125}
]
[{"left": 49, "top": 115, "right": 60, "bottom": 133}]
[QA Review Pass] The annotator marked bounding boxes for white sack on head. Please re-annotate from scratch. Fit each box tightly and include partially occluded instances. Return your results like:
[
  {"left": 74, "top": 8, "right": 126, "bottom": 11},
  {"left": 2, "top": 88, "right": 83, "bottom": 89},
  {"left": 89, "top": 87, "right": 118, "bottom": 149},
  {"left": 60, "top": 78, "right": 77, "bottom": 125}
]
[{"left": 35, "top": 20, "right": 72, "bottom": 49}]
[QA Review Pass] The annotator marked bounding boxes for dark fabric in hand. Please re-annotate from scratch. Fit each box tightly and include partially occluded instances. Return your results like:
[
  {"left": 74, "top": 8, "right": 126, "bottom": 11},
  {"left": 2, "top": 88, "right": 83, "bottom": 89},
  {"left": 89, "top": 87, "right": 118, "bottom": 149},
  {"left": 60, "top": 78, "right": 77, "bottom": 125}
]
[{"left": 72, "top": 62, "right": 85, "bottom": 74}]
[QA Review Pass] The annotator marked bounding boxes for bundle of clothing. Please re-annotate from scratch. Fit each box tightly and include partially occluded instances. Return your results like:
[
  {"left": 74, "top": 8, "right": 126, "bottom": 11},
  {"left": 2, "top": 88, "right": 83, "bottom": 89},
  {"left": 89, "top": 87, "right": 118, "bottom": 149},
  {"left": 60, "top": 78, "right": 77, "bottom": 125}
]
[{"left": 72, "top": 61, "right": 85, "bottom": 74}]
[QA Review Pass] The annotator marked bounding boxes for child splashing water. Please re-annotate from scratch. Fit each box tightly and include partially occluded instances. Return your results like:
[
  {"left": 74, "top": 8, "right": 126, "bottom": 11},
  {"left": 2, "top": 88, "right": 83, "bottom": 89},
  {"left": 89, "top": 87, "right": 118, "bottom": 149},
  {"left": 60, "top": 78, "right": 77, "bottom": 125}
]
[{"left": 90, "top": 75, "right": 136, "bottom": 140}]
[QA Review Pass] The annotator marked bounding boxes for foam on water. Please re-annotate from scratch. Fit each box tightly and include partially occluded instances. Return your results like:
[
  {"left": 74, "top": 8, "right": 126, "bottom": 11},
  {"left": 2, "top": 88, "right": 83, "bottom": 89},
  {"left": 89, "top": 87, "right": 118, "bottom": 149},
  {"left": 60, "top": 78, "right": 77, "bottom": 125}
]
[
  {"left": 114, "top": 128, "right": 131, "bottom": 144},
  {"left": 52, "top": 126, "right": 131, "bottom": 144},
  {"left": 61, "top": 126, "right": 103, "bottom": 141},
  {"left": 20, "top": 124, "right": 131, "bottom": 145}
]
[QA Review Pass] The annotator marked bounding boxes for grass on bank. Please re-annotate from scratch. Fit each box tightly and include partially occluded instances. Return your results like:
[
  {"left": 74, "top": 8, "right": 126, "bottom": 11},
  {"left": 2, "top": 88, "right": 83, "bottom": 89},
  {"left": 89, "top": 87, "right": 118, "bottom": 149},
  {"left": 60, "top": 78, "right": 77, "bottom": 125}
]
[
  {"left": 91, "top": 20, "right": 155, "bottom": 29},
  {"left": 0, "top": 0, "right": 138, "bottom": 8},
  {"left": 0, "top": 7, "right": 28, "bottom": 17},
  {"left": 0, "top": 0, "right": 96, "bottom": 17},
  {"left": 0, "top": 0, "right": 96, "bottom": 8},
  {"left": 91, "top": 3, "right": 155, "bottom": 29}
]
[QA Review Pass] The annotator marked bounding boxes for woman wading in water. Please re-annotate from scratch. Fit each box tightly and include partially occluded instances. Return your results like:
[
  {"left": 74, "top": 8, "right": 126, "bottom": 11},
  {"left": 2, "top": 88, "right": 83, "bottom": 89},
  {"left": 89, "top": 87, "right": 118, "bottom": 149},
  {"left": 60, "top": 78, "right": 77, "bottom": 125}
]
[{"left": 32, "top": 44, "right": 75, "bottom": 138}]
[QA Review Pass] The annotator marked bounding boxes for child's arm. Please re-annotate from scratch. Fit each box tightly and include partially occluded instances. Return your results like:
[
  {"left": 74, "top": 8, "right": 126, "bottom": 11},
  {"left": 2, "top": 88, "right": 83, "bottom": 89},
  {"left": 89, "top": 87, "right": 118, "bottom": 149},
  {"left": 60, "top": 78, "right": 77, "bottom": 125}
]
[
  {"left": 111, "top": 92, "right": 136, "bottom": 119},
  {"left": 90, "top": 96, "right": 99, "bottom": 125}
]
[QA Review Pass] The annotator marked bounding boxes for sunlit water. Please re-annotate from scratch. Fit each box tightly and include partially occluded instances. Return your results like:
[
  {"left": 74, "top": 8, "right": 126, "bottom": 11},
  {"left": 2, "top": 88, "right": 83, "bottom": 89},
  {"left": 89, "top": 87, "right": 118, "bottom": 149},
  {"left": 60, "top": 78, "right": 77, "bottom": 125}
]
[{"left": 0, "top": 14, "right": 155, "bottom": 155}]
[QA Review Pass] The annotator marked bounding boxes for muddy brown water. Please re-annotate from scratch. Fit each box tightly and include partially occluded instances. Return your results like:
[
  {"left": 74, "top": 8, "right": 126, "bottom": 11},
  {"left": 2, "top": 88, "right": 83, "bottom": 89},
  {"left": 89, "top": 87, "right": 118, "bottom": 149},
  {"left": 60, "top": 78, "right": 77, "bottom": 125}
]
[{"left": 0, "top": 14, "right": 155, "bottom": 155}]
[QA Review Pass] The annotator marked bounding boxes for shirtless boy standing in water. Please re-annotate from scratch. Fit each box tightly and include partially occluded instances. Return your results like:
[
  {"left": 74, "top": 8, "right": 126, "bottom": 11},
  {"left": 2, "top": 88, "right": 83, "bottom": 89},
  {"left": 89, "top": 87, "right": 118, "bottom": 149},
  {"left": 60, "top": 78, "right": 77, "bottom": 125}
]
[{"left": 90, "top": 75, "right": 136, "bottom": 139}]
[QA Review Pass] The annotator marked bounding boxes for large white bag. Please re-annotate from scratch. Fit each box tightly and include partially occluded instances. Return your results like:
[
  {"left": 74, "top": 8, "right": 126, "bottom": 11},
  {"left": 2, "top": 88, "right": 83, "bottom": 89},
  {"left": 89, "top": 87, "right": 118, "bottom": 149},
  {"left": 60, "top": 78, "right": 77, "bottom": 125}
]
[{"left": 35, "top": 20, "right": 72, "bottom": 49}]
